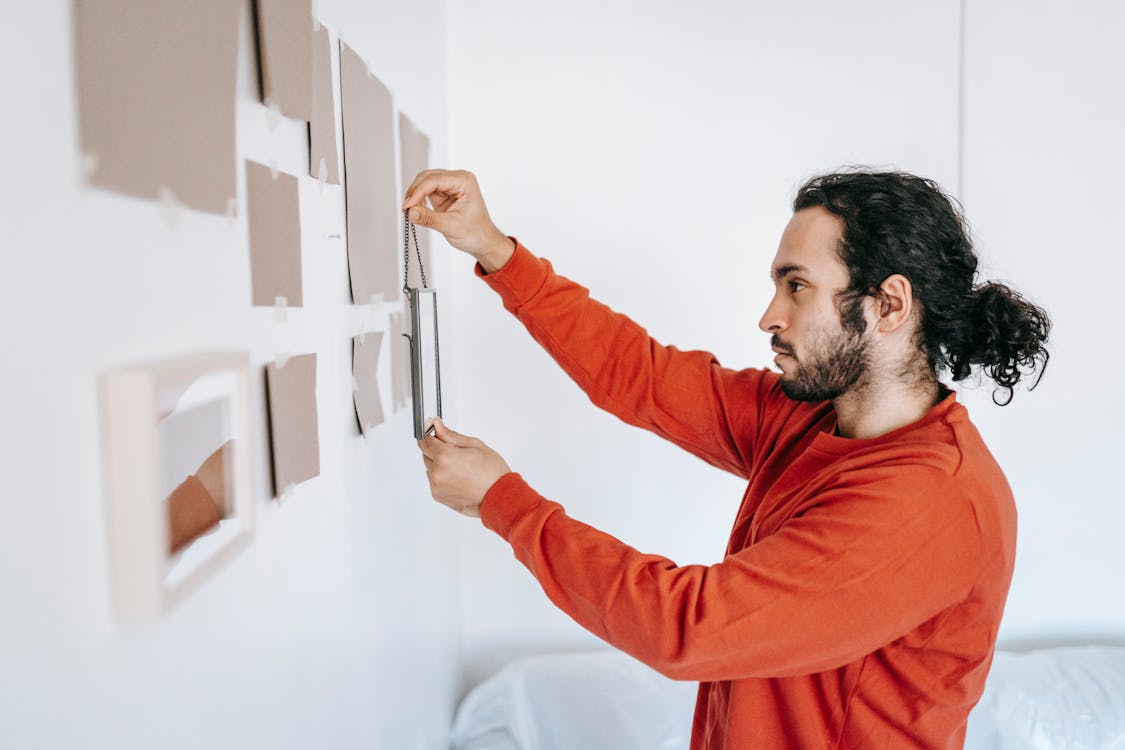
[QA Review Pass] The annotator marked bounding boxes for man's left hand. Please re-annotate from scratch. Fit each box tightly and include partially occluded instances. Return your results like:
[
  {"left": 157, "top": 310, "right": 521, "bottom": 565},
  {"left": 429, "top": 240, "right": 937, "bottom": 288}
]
[{"left": 418, "top": 418, "right": 511, "bottom": 518}]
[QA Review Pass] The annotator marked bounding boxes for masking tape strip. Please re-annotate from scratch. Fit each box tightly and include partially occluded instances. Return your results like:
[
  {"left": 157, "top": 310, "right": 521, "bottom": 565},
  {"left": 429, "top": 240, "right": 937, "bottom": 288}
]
[
  {"left": 79, "top": 151, "right": 99, "bottom": 182},
  {"left": 266, "top": 102, "right": 281, "bottom": 131},
  {"left": 274, "top": 350, "right": 291, "bottom": 369},
  {"left": 158, "top": 185, "right": 182, "bottom": 230},
  {"left": 274, "top": 296, "right": 288, "bottom": 323}
]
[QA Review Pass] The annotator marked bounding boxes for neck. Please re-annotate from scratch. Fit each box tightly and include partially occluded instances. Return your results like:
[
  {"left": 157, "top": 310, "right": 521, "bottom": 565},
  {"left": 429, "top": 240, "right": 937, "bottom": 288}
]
[{"left": 831, "top": 371, "right": 942, "bottom": 440}]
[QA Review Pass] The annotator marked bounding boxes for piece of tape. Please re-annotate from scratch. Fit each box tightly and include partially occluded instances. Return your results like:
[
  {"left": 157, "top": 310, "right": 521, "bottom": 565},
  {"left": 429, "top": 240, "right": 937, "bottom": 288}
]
[
  {"left": 79, "top": 152, "right": 99, "bottom": 182},
  {"left": 266, "top": 102, "right": 281, "bottom": 131},
  {"left": 274, "top": 296, "right": 288, "bottom": 323},
  {"left": 158, "top": 186, "right": 182, "bottom": 230},
  {"left": 280, "top": 483, "right": 296, "bottom": 504},
  {"left": 351, "top": 375, "right": 359, "bottom": 393},
  {"left": 317, "top": 157, "right": 328, "bottom": 185},
  {"left": 269, "top": 161, "right": 280, "bottom": 181},
  {"left": 274, "top": 350, "right": 291, "bottom": 369},
  {"left": 226, "top": 197, "right": 238, "bottom": 224}
]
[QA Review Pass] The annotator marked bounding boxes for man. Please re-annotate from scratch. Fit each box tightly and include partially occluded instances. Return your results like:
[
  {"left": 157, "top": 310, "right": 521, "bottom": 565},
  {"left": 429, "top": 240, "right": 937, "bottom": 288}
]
[{"left": 406, "top": 168, "right": 1050, "bottom": 748}]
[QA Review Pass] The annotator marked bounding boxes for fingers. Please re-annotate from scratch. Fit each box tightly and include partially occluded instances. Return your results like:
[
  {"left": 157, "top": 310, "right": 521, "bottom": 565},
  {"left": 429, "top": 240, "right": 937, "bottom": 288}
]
[
  {"left": 431, "top": 417, "right": 474, "bottom": 448},
  {"left": 402, "top": 169, "right": 473, "bottom": 210},
  {"left": 407, "top": 204, "right": 448, "bottom": 234},
  {"left": 417, "top": 434, "right": 445, "bottom": 460}
]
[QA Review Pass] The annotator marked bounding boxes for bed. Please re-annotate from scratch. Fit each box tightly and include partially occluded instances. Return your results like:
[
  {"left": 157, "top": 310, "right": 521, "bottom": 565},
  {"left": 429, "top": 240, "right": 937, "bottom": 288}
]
[{"left": 451, "top": 646, "right": 1125, "bottom": 749}]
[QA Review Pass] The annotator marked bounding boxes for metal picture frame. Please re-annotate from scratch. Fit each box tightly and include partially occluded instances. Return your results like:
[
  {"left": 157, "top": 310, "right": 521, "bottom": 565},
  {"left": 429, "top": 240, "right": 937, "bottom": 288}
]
[{"left": 405, "top": 286, "right": 442, "bottom": 439}]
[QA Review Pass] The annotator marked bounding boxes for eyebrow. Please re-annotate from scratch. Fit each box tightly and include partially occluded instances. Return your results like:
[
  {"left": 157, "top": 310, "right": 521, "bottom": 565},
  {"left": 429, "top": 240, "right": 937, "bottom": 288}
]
[{"left": 771, "top": 263, "right": 810, "bottom": 281}]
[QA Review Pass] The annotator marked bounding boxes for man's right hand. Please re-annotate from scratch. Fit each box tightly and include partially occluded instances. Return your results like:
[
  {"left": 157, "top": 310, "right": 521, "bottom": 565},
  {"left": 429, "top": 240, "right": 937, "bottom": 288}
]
[{"left": 402, "top": 169, "right": 515, "bottom": 274}]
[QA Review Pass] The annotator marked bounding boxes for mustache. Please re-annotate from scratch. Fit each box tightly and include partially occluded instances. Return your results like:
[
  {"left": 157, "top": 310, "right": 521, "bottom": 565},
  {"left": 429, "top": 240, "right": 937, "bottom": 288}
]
[{"left": 770, "top": 335, "right": 795, "bottom": 356}]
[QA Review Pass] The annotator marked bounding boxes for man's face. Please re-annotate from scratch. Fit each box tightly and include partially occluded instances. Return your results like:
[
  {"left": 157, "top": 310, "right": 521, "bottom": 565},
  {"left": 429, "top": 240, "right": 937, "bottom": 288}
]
[{"left": 758, "top": 207, "right": 871, "bottom": 402}]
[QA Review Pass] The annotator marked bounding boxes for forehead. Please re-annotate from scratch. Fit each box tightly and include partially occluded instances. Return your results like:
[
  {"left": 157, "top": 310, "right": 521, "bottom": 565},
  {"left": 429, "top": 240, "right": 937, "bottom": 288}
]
[{"left": 771, "top": 206, "right": 848, "bottom": 283}]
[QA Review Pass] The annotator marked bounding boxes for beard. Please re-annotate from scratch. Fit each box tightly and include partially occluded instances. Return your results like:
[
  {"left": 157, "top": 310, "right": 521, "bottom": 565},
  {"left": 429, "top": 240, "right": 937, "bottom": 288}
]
[{"left": 774, "top": 326, "right": 870, "bottom": 402}]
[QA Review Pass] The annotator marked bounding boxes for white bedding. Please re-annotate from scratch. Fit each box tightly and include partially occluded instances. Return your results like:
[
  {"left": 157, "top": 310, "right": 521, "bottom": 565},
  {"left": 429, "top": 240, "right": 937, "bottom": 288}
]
[{"left": 452, "top": 646, "right": 1125, "bottom": 750}]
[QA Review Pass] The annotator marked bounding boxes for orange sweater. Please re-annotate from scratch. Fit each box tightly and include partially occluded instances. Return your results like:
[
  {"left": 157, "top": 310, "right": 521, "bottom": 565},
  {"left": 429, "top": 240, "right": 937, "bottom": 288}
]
[{"left": 477, "top": 242, "right": 1017, "bottom": 749}]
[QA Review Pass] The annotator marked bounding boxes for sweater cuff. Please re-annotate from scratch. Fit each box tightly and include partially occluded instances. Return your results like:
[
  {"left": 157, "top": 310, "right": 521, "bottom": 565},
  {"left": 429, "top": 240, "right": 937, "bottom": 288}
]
[
  {"left": 474, "top": 238, "right": 549, "bottom": 311},
  {"left": 480, "top": 472, "right": 545, "bottom": 540}
]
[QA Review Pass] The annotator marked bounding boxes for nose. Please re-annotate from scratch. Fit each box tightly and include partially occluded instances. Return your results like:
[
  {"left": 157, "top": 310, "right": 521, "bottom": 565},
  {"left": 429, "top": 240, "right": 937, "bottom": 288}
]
[{"left": 758, "top": 293, "right": 787, "bottom": 334}]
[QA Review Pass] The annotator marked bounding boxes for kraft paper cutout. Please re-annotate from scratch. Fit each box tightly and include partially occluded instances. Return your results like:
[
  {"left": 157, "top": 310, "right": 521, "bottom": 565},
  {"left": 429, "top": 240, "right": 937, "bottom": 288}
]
[
  {"left": 339, "top": 41, "right": 399, "bottom": 303},
  {"left": 399, "top": 113, "right": 433, "bottom": 288},
  {"left": 246, "top": 161, "right": 303, "bottom": 307},
  {"left": 74, "top": 0, "right": 239, "bottom": 215},
  {"left": 309, "top": 24, "right": 340, "bottom": 184},
  {"left": 264, "top": 353, "right": 320, "bottom": 494},
  {"left": 255, "top": 0, "right": 314, "bottom": 121},
  {"left": 352, "top": 332, "right": 386, "bottom": 435}
]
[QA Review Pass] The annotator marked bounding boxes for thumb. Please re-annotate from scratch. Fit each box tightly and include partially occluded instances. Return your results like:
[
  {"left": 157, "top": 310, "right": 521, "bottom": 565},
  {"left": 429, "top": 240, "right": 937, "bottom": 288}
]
[
  {"left": 432, "top": 417, "right": 473, "bottom": 447},
  {"left": 408, "top": 205, "right": 449, "bottom": 235}
]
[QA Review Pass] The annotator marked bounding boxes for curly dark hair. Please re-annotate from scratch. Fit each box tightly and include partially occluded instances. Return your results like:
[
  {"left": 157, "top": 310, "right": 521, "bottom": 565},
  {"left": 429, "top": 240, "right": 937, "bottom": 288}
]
[{"left": 793, "top": 169, "right": 1051, "bottom": 405}]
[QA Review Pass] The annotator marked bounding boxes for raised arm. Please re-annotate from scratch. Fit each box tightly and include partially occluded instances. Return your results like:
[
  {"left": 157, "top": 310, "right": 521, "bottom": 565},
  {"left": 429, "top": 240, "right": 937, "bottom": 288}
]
[
  {"left": 404, "top": 170, "right": 773, "bottom": 477},
  {"left": 477, "top": 464, "right": 983, "bottom": 682}
]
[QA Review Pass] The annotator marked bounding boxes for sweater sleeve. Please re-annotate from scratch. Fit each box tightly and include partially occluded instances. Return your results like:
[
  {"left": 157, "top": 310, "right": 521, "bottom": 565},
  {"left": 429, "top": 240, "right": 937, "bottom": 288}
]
[
  {"left": 479, "top": 241, "right": 773, "bottom": 478},
  {"left": 481, "top": 468, "right": 982, "bottom": 682}
]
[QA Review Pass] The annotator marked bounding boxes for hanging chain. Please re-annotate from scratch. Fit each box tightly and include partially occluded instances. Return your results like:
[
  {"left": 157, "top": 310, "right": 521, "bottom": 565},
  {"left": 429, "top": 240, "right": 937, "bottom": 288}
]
[{"left": 402, "top": 210, "right": 428, "bottom": 292}]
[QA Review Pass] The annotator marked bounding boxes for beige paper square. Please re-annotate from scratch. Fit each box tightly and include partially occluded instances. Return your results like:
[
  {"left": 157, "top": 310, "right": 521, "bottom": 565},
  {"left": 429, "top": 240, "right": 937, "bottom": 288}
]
[
  {"left": 339, "top": 41, "right": 399, "bottom": 303},
  {"left": 309, "top": 24, "right": 340, "bottom": 184},
  {"left": 74, "top": 0, "right": 240, "bottom": 214},
  {"left": 255, "top": 0, "right": 314, "bottom": 121},
  {"left": 265, "top": 353, "right": 320, "bottom": 494},
  {"left": 400, "top": 113, "right": 433, "bottom": 288},
  {"left": 246, "top": 161, "right": 303, "bottom": 307},
  {"left": 352, "top": 332, "right": 385, "bottom": 435}
]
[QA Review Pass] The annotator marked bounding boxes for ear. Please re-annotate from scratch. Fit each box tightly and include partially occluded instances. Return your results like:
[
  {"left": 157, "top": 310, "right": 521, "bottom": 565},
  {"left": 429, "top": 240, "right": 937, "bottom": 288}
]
[{"left": 873, "top": 274, "right": 914, "bottom": 333}]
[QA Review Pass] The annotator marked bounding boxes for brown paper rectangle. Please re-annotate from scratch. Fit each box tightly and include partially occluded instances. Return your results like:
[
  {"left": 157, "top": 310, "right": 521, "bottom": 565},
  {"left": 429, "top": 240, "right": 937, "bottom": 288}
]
[
  {"left": 74, "top": 0, "right": 239, "bottom": 215},
  {"left": 246, "top": 161, "right": 303, "bottom": 307},
  {"left": 255, "top": 0, "right": 314, "bottom": 121},
  {"left": 352, "top": 332, "right": 385, "bottom": 435},
  {"left": 309, "top": 24, "right": 340, "bottom": 184},
  {"left": 339, "top": 41, "right": 400, "bottom": 303},
  {"left": 264, "top": 353, "right": 320, "bottom": 494},
  {"left": 399, "top": 114, "right": 433, "bottom": 288}
]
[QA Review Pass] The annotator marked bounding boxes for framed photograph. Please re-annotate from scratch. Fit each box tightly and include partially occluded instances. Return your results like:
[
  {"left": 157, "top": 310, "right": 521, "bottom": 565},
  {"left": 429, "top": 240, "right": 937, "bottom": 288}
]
[
  {"left": 99, "top": 351, "right": 254, "bottom": 621},
  {"left": 406, "top": 287, "right": 442, "bottom": 439}
]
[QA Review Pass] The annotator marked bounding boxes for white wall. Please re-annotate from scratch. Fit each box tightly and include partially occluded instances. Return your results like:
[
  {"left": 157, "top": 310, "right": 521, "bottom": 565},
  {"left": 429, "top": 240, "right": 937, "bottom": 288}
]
[
  {"left": 445, "top": 0, "right": 966, "bottom": 689},
  {"left": 445, "top": 0, "right": 1125, "bottom": 692},
  {"left": 0, "top": 2, "right": 460, "bottom": 748},
  {"left": 3, "top": 2, "right": 1121, "bottom": 745},
  {"left": 960, "top": 0, "right": 1125, "bottom": 646}
]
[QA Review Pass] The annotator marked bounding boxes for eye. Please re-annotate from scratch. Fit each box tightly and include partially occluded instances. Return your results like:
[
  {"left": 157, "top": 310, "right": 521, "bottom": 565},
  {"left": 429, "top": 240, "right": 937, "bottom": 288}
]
[{"left": 788, "top": 280, "right": 806, "bottom": 293}]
